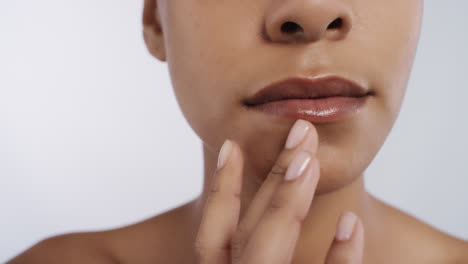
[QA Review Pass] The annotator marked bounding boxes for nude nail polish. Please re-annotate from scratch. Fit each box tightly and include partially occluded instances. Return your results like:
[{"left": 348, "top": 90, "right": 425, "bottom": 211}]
[
  {"left": 335, "top": 211, "right": 358, "bottom": 241},
  {"left": 285, "top": 119, "right": 310, "bottom": 149},
  {"left": 284, "top": 151, "right": 311, "bottom": 181},
  {"left": 217, "top": 139, "right": 232, "bottom": 169}
]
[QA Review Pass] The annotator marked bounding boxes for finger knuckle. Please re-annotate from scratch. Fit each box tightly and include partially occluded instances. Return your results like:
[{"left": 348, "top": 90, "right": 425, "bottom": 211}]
[
  {"left": 193, "top": 236, "right": 204, "bottom": 252},
  {"left": 232, "top": 223, "right": 249, "bottom": 245},
  {"left": 270, "top": 161, "right": 288, "bottom": 177},
  {"left": 264, "top": 197, "right": 287, "bottom": 218},
  {"left": 206, "top": 185, "right": 224, "bottom": 205},
  {"left": 266, "top": 197, "right": 307, "bottom": 226},
  {"left": 209, "top": 177, "right": 222, "bottom": 195},
  {"left": 270, "top": 192, "right": 290, "bottom": 211},
  {"left": 193, "top": 238, "right": 209, "bottom": 260},
  {"left": 208, "top": 174, "right": 241, "bottom": 201},
  {"left": 230, "top": 235, "right": 244, "bottom": 263}
]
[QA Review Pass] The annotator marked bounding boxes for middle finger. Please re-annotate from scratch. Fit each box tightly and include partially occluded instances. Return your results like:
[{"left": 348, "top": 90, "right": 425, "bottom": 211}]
[{"left": 232, "top": 119, "right": 318, "bottom": 254}]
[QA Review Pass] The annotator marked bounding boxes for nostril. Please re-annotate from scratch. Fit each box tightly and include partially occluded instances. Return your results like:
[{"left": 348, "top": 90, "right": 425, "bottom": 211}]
[
  {"left": 327, "top": 17, "right": 343, "bottom": 30},
  {"left": 281, "top": 21, "right": 303, "bottom": 34}
]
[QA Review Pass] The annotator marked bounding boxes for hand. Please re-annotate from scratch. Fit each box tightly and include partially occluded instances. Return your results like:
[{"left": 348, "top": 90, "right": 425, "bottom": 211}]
[{"left": 195, "top": 119, "right": 365, "bottom": 264}]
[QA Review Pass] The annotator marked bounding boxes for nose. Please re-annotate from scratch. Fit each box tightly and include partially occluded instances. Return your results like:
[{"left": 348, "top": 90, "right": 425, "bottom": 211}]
[{"left": 263, "top": 0, "right": 353, "bottom": 43}]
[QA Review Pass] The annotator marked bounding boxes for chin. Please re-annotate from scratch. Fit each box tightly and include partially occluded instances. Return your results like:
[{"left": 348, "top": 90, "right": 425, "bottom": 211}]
[
  {"left": 314, "top": 165, "right": 363, "bottom": 195},
  {"left": 313, "top": 145, "right": 370, "bottom": 195}
]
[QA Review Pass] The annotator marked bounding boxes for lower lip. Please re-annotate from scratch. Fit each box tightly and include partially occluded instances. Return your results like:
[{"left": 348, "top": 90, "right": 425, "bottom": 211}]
[{"left": 247, "top": 96, "right": 369, "bottom": 123}]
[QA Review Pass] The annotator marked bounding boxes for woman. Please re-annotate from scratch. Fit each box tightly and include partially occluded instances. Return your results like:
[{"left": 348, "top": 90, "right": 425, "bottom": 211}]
[{"left": 7, "top": 0, "right": 468, "bottom": 263}]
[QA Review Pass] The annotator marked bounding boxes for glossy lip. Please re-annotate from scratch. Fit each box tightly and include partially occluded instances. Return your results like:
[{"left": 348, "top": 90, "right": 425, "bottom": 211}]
[{"left": 243, "top": 75, "right": 374, "bottom": 123}]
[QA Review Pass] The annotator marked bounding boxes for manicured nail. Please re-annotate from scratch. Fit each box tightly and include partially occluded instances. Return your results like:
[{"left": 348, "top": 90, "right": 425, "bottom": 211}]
[
  {"left": 217, "top": 139, "right": 232, "bottom": 169},
  {"left": 285, "top": 119, "right": 310, "bottom": 149},
  {"left": 284, "top": 151, "right": 311, "bottom": 181},
  {"left": 335, "top": 211, "right": 358, "bottom": 241}
]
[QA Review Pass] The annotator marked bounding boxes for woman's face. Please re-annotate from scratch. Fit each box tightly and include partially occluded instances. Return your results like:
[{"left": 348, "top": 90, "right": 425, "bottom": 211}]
[{"left": 144, "top": 0, "right": 424, "bottom": 193}]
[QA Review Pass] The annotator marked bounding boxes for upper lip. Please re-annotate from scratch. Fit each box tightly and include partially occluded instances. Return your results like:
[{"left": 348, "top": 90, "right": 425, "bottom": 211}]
[{"left": 244, "top": 75, "right": 373, "bottom": 106}]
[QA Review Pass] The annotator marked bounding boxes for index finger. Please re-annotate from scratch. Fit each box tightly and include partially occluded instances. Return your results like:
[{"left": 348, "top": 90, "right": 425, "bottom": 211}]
[
  {"left": 232, "top": 119, "right": 318, "bottom": 256},
  {"left": 194, "top": 139, "right": 244, "bottom": 264},
  {"left": 241, "top": 153, "right": 320, "bottom": 264}
]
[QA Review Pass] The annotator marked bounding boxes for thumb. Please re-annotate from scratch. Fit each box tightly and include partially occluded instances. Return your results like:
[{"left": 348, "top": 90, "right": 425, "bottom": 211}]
[{"left": 325, "top": 211, "right": 365, "bottom": 264}]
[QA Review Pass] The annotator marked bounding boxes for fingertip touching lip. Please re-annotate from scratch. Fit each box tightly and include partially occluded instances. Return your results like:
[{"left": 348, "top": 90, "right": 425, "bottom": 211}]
[{"left": 243, "top": 75, "right": 374, "bottom": 106}]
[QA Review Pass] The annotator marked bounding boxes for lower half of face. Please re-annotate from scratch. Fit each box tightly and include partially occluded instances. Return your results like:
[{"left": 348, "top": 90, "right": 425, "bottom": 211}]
[{"left": 160, "top": 0, "right": 423, "bottom": 193}]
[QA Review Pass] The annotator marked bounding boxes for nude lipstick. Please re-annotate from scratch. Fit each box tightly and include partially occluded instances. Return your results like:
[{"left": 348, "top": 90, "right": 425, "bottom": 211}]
[{"left": 244, "top": 75, "right": 373, "bottom": 123}]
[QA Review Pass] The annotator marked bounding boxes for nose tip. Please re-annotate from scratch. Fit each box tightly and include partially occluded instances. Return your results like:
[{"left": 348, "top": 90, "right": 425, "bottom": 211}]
[{"left": 264, "top": 0, "right": 353, "bottom": 43}]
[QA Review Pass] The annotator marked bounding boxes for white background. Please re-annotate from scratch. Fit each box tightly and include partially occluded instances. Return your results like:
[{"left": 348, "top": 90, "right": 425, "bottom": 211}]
[{"left": 1, "top": 1, "right": 467, "bottom": 262}]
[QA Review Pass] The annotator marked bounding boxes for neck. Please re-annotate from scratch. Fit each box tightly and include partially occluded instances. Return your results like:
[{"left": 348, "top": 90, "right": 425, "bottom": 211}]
[{"left": 188, "top": 142, "right": 383, "bottom": 263}]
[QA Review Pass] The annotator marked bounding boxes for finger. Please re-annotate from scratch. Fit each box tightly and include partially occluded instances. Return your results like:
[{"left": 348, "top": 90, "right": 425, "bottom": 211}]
[
  {"left": 325, "top": 211, "right": 365, "bottom": 264},
  {"left": 232, "top": 119, "right": 318, "bottom": 257},
  {"left": 195, "top": 139, "right": 244, "bottom": 264},
  {"left": 240, "top": 153, "right": 321, "bottom": 264}
]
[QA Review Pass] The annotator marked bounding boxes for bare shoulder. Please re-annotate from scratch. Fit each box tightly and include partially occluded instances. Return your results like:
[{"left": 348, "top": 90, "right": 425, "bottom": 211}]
[
  {"left": 452, "top": 240, "right": 468, "bottom": 264},
  {"left": 439, "top": 234, "right": 468, "bottom": 264},
  {"left": 412, "top": 217, "right": 468, "bottom": 263},
  {"left": 6, "top": 232, "right": 118, "bottom": 264},
  {"left": 102, "top": 200, "right": 198, "bottom": 264},
  {"left": 7, "top": 200, "right": 198, "bottom": 264},
  {"left": 421, "top": 224, "right": 468, "bottom": 264},
  {"left": 373, "top": 196, "right": 468, "bottom": 264}
]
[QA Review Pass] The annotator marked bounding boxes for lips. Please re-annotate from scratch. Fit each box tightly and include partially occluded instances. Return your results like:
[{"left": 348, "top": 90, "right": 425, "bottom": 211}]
[
  {"left": 244, "top": 76, "right": 371, "bottom": 106},
  {"left": 243, "top": 75, "right": 374, "bottom": 123}
]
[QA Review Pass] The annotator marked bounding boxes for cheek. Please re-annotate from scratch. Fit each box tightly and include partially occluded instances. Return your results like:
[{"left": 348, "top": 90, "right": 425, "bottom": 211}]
[
  {"left": 163, "top": 1, "right": 261, "bottom": 143},
  {"left": 356, "top": 0, "right": 423, "bottom": 118}
]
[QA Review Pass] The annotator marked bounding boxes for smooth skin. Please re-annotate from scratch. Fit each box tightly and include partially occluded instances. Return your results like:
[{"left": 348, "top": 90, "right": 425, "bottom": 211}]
[
  {"left": 195, "top": 120, "right": 364, "bottom": 264},
  {"left": 7, "top": 0, "right": 468, "bottom": 263}
]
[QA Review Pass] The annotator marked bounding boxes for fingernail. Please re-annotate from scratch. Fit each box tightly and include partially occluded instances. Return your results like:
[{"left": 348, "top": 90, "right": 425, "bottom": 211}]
[
  {"left": 335, "top": 211, "right": 358, "bottom": 241},
  {"left": 285, "top": 119, "right": 310, "bottom": 150},
  {"left": 217, "top": 139, "right": 232, "bottom": 169},
  {"left": 284, "top": 151, "right": 311, "bottom": 181}
]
